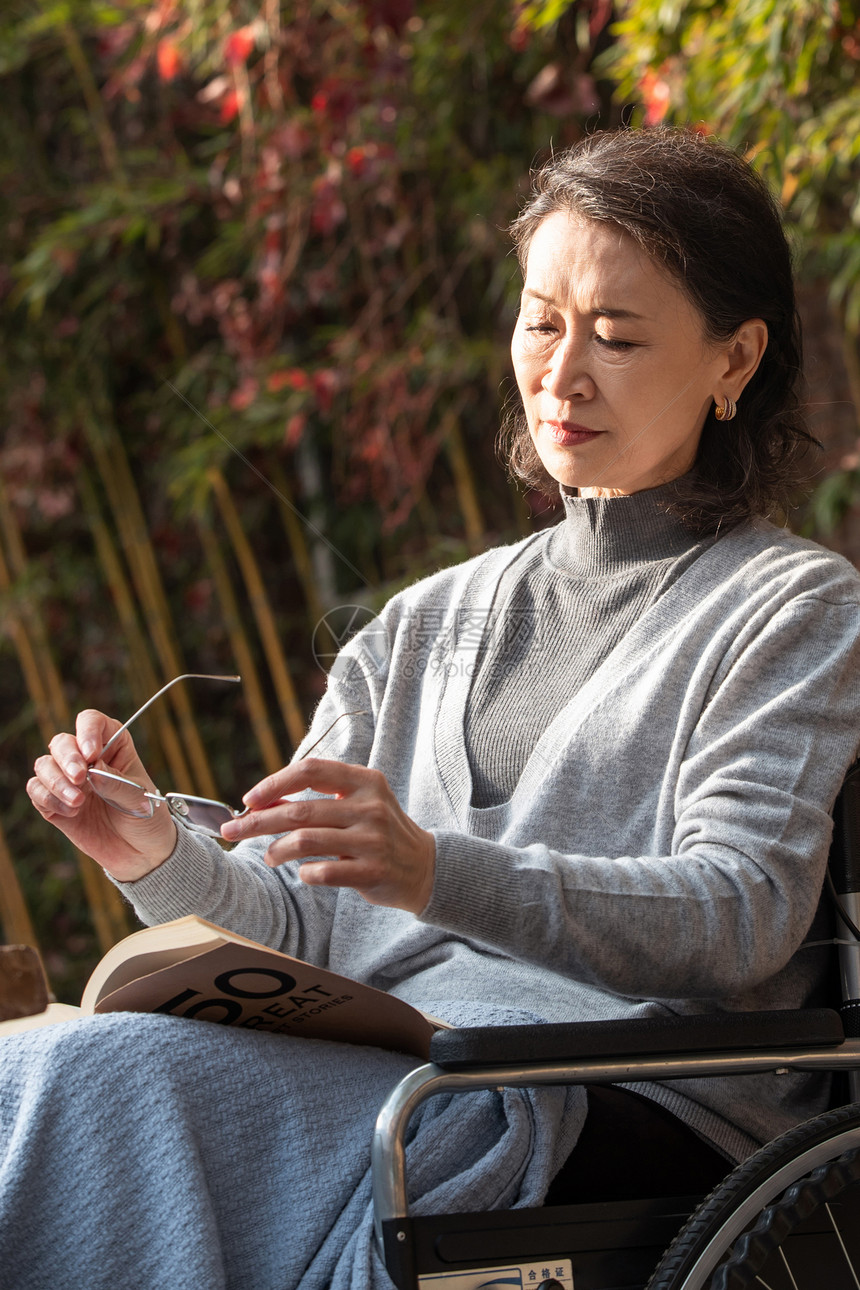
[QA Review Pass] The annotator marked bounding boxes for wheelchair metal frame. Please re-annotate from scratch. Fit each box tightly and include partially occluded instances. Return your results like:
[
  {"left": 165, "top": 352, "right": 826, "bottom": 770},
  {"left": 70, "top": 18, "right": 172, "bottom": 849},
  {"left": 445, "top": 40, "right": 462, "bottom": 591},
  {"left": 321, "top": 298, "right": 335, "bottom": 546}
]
[
  {"left": 372, "top": 1034, "right": 860, "bottom": 1287},
  {"left": 371, "top": 762, "right": 860, "bottom": 1290}
]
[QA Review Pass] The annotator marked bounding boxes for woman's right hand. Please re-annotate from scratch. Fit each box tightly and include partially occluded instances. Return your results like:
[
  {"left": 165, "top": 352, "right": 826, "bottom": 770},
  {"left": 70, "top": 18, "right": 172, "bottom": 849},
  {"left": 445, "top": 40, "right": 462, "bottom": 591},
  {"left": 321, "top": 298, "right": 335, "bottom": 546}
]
[{"left": 27, "top": 709, "right": 177, "bottom": 883}]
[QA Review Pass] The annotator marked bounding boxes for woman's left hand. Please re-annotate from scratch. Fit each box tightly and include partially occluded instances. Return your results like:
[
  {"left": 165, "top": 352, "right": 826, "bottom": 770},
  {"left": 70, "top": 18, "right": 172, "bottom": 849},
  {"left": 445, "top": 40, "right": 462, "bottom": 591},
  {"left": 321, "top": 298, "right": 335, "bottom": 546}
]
[{"left": 220, "top": 759, "right": 436, "bottom": 915}]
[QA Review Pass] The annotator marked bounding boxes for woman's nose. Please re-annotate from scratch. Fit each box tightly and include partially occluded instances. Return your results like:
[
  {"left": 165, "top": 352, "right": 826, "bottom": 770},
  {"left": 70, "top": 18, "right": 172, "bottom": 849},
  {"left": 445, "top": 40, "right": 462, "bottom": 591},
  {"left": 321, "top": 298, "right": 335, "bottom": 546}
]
[{"left": 541, "top": 335, "right": 595, "bottom": 402}]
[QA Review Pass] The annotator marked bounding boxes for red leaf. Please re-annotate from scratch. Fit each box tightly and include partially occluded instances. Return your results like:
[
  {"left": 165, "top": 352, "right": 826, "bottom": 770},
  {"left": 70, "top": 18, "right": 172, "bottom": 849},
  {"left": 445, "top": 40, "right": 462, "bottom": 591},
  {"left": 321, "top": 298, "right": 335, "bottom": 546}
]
[
  {"left": 346, "top": 145, "right": 368, "bottom": 176},
  {"left": 639, "top": 70, "right": 671, "bottom": 126},
  {"left": 310, "top": 77, "right": 359, "bottom": 123},
  {"left": 508, "top": 4, "right": 531, "bottom": 52},
  {"left": 588, "top": 0, "right": 613, "bottom": 40},
  {"left": 156, "top": 38, "right": 183, "bottom": 82},
  {"left": 220, "top": 89, "right": 241, "bottom": 123},
  {"left": 312, "top": 369, "right": 339, "bottom": 412},
  {"left": 225, "top": 27, "right": 256, "bottom": 67},
  {"left": 285, "top": 413, "right": 307, "bottom": 448},
  {"left": 268, "top": 369, "right": 311, "bottom": 393}
]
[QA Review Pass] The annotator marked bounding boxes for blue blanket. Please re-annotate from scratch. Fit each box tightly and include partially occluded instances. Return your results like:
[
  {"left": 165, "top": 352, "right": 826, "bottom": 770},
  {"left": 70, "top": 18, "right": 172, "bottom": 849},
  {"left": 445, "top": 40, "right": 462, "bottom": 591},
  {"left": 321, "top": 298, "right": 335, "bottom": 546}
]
[{"left": 0, "top": 1009, "right": 585, "bottom": 1289}]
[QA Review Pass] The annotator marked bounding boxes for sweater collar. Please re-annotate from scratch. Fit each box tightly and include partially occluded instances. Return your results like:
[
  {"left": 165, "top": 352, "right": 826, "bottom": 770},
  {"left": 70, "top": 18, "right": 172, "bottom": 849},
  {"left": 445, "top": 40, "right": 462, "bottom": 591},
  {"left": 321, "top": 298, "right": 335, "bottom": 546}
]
[{"left": 546, "top": 483, "right": 699, "bottom": 577}]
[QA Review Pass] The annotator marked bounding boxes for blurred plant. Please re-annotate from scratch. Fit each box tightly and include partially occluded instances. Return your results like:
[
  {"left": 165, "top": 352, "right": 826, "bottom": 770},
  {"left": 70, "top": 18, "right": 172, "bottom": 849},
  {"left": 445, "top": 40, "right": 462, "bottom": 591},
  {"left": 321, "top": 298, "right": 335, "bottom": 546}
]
[
  {"left": 601, "top": 0, "right": 860, "bottom": 528},
  {"left": 6, "top": 0, "right": 856, "bottom": 993},
  {"left": 518, "top": 0, "right": 860, "bottom": 532},
  {"left": 0, "top": 0, "right": 612, "bottom": 994}
]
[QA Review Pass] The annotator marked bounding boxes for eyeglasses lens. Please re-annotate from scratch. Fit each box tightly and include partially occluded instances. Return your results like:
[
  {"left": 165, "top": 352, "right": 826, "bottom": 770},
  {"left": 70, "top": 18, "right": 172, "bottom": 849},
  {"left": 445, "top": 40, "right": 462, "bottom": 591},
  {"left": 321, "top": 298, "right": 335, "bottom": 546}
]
[
  {"left": 166, "top": 796, "right": 235, "bottom": 832},
  {"left": 88, "top": 770, "right": 155, "bottom": 819}
]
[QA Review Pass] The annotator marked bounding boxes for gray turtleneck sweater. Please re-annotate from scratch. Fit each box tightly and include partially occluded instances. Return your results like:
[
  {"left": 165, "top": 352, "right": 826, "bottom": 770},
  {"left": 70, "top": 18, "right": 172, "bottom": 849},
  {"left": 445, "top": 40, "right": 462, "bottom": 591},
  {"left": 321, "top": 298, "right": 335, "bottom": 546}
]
[
  {"left": 466, "top": 488, "right": 710, "bottom": 807},
  {"left": 119, "top": 490, "right": 860, "bottom": 1161}
]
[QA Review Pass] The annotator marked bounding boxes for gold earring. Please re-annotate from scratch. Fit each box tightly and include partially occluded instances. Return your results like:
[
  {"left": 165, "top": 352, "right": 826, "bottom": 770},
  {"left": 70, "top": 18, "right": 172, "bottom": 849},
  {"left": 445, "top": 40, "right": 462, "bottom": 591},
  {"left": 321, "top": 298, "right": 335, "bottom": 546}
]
[{"left": 714, "top": 396, "right": 737, "bottom": 422}]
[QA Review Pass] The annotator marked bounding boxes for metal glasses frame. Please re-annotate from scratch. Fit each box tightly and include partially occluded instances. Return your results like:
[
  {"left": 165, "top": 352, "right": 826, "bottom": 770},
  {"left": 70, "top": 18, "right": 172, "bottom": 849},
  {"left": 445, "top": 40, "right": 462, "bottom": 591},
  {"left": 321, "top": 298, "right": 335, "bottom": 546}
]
[{"left": 86, "top": 672, "right": 364, "bottom": 839}]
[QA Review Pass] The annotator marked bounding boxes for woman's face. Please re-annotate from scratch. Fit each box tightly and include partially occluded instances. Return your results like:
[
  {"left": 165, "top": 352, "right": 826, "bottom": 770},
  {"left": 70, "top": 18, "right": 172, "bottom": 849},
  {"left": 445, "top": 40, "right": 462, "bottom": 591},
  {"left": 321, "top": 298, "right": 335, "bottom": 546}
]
[{"left": 511, "top": 212, "right": 735, "bottom": 497}]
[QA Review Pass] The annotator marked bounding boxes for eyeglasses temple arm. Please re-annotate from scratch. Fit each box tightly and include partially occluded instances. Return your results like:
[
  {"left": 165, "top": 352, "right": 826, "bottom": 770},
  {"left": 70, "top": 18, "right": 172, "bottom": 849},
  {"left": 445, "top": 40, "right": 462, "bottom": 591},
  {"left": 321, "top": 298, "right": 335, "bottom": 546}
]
[
  {"left": 97, "top": 674, "right": 241, "bottom": 761},
  {"left": 298, "top": 710, "right": 369, "bottom": 760}
]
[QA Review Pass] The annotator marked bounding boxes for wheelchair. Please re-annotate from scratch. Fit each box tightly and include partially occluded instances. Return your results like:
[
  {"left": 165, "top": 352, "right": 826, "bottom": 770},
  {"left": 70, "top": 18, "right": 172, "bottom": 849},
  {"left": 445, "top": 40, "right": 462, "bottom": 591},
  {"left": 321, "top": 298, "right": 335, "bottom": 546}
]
[{"left": 371, "top": 761, "right": 860, "bottom": 1290}]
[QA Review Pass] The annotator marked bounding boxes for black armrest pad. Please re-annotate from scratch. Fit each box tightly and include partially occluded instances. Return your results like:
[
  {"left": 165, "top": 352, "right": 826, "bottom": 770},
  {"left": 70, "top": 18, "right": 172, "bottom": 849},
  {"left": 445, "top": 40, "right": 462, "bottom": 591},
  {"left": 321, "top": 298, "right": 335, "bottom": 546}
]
[{"left": 429, "top": 1008, "right": 844, "bottom": 1071}]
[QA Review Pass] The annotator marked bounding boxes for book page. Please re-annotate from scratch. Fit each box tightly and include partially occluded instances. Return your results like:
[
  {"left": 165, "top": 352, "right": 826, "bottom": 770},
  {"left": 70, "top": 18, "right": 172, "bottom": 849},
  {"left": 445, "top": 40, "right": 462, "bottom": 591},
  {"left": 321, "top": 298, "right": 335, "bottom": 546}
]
[
  {"left": 93, "top": 939, "right": 441, "bottom": 1059},
  {"left": 80, "top": 916, "right": 225, "bottom": 1011}
]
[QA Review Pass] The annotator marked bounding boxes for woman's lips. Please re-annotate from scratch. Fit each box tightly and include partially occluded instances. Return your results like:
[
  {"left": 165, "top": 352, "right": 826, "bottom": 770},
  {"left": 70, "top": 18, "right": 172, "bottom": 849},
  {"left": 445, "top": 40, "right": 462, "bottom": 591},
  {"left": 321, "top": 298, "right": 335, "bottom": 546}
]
[{"left": 544, "top": 420, "right": 604, "bottom": 446}]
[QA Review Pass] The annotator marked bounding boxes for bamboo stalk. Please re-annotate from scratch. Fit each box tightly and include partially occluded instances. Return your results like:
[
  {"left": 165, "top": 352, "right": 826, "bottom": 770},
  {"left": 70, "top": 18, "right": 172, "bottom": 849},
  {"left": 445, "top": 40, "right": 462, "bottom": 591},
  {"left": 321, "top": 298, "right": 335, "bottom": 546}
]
[
  {"left": 103, "top": 426, "right": 219, "bottom": 795},
  {"left": 0, "top": 481, "right": 72, "bottom": 718},
  {"left": 442, "top": 412, "right": 486, "bottom": 554},
  {"left": 263, "top": 0, "right": 285, "bottom": 111},
  {"left": 0, "top": 476, "right": 69, "bottom": 728},
  {"left": 78, "top": 466, "right": 194, "bottom": 789},
  {"left": 0, "top": 817, "right": 40, "bottom": 949},
  {"left": 208, "top": 467, "right": 305, "bottom": 749},
  {"left": 59, "top": 20, "right": 127, "bottom": 186},
  {"left": 234, "top": 59, "right": 256, "bottom": 171},
  {"left": 0, "top": 548, "right": 54, "bottom": 959},
  {"left": 81, "top": 409, "right": 218, "bottom": 798},
  {"left": 151, "top": 273, "right": 188, "bottom": 363},
  {"left": 0, "top": 563, "right": 55, "bottom": 741},
  {"left": 0, "top": 492, "right": 129, "bottom": 953},
  {"left": 70, "top": 838, "right": 128, "bottom": 954},
  {"left": 268, "top": 459, "right": 335, "bottom": 656},
  {"left": 197, "top": 518, "right": 284, "bottom": 776}
]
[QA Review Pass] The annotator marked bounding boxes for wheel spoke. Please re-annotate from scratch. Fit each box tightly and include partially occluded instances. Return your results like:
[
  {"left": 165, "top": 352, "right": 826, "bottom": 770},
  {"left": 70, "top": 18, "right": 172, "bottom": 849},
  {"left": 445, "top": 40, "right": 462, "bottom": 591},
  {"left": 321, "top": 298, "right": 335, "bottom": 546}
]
[
  {"left": 825, "top": 1200, "right": 860, "bottom": 1289},
  {"left": 777, "top": 1245, "right": 799, "bottom": 1290},
  {"left": 644, "top": 1106, "right": 860, "bottom": 1290}
]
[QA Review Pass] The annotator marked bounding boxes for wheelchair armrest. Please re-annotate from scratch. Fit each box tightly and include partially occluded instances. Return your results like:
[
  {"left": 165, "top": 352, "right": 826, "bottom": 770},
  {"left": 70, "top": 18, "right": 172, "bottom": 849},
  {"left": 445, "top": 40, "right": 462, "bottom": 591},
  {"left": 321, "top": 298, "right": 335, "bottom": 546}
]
[{"left": 428, "top": 1008, "right": 844, "bottom": 1071}]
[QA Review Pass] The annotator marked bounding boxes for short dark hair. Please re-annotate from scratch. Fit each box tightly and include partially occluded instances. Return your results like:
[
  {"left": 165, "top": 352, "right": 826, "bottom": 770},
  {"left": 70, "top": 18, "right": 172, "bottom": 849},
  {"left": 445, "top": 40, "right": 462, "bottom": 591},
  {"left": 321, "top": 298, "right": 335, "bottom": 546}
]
[{"left": 501, "top": 127, "right": 818, "bottom": 534}]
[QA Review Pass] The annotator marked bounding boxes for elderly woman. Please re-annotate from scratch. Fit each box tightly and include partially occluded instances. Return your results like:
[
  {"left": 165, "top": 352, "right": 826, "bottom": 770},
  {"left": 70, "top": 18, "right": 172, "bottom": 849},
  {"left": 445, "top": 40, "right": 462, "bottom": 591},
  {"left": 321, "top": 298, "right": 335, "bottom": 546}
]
[{"left": 11, "top": 127, "right": 860, "bottom": 1290}]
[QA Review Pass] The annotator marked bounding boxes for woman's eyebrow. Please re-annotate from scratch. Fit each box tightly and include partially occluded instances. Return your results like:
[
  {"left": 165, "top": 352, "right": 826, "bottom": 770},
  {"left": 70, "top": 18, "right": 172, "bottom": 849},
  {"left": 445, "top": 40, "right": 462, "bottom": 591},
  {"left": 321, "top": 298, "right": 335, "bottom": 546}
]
[
  {"left": 521, "top": 288, "right": 646, "bottom": 321},
  {"left": 592, "top": 306, "right": 648, "bottom": 321}
]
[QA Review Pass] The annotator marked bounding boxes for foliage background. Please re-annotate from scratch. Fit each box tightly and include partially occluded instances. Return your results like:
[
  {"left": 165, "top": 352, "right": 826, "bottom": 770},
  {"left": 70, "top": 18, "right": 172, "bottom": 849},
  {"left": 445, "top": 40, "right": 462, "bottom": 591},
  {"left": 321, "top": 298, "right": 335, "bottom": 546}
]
[{"left": 1, "top": 0, "right": 857, "bottom": 1002}]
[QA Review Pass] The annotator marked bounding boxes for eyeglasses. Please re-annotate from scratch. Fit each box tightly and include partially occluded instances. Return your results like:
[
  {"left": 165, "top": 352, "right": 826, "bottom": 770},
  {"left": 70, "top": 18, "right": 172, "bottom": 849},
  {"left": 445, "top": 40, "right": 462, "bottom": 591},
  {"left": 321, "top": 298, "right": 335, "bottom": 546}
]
[{"left": 86, "top": 673, "right": 364, "bottom": 839}]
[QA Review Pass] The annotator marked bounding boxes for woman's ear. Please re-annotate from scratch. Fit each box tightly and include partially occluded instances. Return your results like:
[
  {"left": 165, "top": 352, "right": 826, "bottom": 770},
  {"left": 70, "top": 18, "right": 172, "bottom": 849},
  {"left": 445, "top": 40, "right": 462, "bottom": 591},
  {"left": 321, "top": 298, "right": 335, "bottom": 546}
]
[{"left": 714, "top": 319, "right": 769, "bottom": 405}]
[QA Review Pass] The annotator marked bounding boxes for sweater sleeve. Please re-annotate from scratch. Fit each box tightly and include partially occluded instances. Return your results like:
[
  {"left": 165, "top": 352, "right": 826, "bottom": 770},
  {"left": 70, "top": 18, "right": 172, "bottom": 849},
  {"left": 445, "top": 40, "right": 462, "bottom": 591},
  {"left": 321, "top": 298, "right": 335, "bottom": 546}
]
[
  {"left": 420, "top": 592, "right": 860, "bottom": 1000},
  {"left": 112, "top": 681, "right": 379, "bottom": 961}
]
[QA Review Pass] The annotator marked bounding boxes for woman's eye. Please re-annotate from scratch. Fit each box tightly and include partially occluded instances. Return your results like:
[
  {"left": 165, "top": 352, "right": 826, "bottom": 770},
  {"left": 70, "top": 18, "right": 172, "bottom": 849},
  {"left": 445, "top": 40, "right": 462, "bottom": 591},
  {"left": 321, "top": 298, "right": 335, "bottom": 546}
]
[
  {"left": 595, "top": 334, "right": 634, "bottom": 350},
  {"left": 524, "top": 323, "right": 556, "bottom": 335}
]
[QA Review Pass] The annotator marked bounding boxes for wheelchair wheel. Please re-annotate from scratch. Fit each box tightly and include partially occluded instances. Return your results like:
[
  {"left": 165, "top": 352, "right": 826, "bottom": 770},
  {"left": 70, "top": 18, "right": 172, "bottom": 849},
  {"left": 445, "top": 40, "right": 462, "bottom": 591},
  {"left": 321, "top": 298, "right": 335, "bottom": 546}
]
[{"left": 646, "top": 1101, "right": 860, "bottom": 1289}]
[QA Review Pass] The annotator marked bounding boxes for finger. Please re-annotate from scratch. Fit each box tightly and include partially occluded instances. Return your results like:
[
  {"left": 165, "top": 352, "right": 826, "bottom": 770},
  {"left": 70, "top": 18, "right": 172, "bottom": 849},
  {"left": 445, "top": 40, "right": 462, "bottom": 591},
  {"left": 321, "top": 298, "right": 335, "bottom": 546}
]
[
  {"left": 296, "top": 857, "right": 369, "bottom": 887},
  {"left": 220, "top": 794, "right": 362, "bottom": 841},
  {"left": 27, "top": 772, "right": 83, "bottom": 820},
  {"left": 46, "top": 732, "right": 91, "bottom": 784},
  {"left": 33, "top": 751, "right": 87, "bottom": 804},
  {"left": 74, "top": 709, "right": 119, "bottom": 764},
  {"left": 263, "top": 823, "right": 375, "bottom": 867},
  {"left": 243, "top": 759, "right": 377, "bottom": 808},
  {"left": 293, "top": 856, "right": 406, "bottom": 909}
]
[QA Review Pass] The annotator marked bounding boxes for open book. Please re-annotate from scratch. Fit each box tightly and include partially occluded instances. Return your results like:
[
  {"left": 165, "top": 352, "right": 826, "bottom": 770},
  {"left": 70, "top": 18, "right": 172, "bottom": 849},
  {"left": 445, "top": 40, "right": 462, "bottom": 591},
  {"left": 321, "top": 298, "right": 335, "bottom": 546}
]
[{"left": 0, "top": 916, "right": 449, "bottom": 1059}]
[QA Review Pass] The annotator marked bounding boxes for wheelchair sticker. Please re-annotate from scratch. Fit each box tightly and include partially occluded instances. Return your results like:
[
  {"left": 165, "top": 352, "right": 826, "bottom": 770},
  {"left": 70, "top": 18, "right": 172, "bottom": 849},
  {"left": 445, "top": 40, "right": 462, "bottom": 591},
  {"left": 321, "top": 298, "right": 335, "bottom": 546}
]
[{"left": 418, "top": 1258, "right": 574, "bottom": 1290}]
